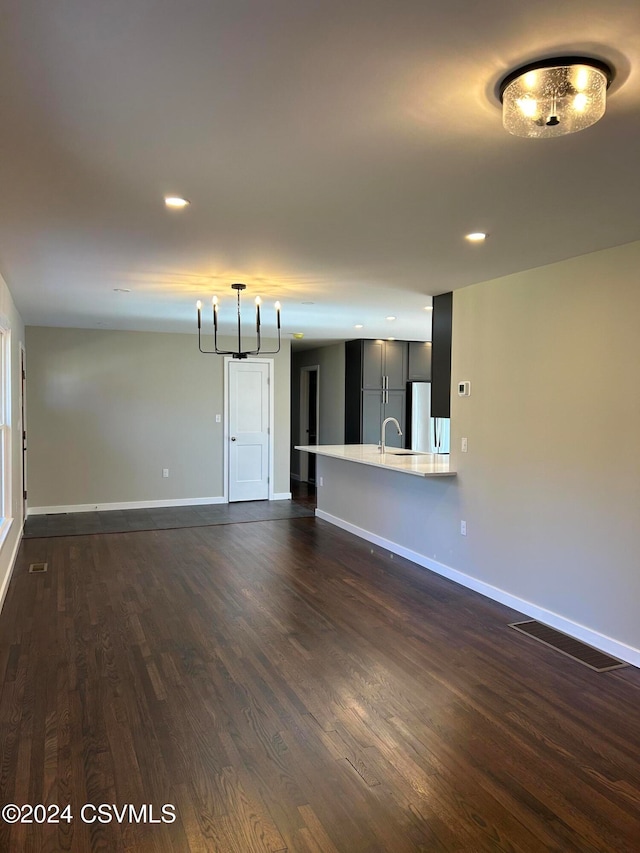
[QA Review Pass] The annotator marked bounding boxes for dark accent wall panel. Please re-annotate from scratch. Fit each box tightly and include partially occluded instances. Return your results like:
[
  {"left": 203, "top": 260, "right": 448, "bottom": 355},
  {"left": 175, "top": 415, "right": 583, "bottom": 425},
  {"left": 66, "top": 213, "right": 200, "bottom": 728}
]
[
  {"left": 345, "top": 339, "right": 364, "bottom": 443},
  {"left": 431, "top": 292, "right": 452, "bottom": 418}
]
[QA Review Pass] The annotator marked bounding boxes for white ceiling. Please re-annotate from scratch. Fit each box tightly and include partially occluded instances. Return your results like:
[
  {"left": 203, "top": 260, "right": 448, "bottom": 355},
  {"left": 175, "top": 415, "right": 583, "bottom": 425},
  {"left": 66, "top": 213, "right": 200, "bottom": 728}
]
[{"left": 1, "top": 0, "right": 639, "bottom": 348}]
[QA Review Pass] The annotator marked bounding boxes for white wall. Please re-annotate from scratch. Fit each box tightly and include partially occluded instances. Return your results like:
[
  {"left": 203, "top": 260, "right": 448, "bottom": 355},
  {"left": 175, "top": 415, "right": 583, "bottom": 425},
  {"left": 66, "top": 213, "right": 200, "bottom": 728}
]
[
  {"left": 0, "top": 274, "right": 26, "bottom": 608},
  {"left": 26, "top": 326, "right": 291, "bottom": 509}
]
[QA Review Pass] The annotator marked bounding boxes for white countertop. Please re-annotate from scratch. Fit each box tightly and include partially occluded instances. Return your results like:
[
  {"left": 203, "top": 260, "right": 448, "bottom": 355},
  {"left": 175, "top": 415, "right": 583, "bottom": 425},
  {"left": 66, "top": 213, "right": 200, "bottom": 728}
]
[{"left": 295, "top": 444, "right": 456, "bottom": 478}]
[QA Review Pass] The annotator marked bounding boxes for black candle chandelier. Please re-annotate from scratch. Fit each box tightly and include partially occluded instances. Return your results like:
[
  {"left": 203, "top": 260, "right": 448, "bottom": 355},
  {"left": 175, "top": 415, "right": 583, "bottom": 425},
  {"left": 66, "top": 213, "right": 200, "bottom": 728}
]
[{"left": 196, "top": 283, "right": 281, "bottom": 359}]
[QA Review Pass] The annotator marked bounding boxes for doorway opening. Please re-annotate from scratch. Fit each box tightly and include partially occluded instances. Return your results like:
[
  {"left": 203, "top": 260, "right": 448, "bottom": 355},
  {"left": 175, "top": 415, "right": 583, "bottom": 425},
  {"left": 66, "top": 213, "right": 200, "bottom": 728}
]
[{"left": 299, "top": 365, "right": 319, "bottom": 484}]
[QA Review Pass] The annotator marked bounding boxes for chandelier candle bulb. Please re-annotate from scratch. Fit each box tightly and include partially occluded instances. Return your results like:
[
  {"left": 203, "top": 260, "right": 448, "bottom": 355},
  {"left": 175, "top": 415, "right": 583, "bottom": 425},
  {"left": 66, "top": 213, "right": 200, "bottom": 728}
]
[
  {"left": 275, "top": 301, "right": 281, "bottom": 329},
  {"left": 196, "top": 300, "right": 202, "bottom": 329},
  {"left": 255, "top": 296, "right": 261, "bottom": 329}
]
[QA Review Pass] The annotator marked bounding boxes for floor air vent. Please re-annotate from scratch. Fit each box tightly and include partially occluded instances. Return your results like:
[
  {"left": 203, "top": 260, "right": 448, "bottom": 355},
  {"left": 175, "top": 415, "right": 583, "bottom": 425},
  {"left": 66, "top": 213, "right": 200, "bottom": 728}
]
[
  {"left": 28, "top": 562, "right": 48, "bottom": 573},
  {"left": 509, "top": 620, "right": 628, "bottom": 672}
]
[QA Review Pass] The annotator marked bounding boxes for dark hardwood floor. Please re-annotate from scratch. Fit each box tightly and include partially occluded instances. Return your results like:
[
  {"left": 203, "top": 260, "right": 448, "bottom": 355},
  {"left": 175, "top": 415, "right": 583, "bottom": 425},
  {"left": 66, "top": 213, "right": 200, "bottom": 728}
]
[
  {"left": 1, "top": 512, "right": 639, "bottom": 851},
  {"left": 23, "top": 495, "right": 314, "bottom": 539}
]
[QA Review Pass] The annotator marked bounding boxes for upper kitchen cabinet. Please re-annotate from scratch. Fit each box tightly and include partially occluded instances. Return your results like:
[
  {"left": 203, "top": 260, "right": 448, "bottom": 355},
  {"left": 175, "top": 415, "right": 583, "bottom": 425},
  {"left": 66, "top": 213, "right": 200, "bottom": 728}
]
[
  {"left": 431, "top": 292, "right": 452, "bottom": 418},
  {"left": 408, "top": 341, "right": 432, "bottom": 382},
  {"left": 361, "top": 339, "right": 408, "bottom": 389}
]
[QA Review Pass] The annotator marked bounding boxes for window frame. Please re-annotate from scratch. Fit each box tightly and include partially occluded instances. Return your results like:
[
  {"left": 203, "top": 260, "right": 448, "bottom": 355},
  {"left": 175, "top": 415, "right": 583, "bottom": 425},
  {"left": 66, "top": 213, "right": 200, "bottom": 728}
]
[{"left": 0, "top": 316, "right": 13, "bottom": 548}]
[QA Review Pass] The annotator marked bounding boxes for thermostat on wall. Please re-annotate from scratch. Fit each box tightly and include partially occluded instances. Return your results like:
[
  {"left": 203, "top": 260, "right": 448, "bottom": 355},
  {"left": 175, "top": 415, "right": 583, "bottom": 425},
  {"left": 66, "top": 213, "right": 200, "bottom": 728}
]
[{"left": 458, "top": 381, "right": 471, "bottom": 397}]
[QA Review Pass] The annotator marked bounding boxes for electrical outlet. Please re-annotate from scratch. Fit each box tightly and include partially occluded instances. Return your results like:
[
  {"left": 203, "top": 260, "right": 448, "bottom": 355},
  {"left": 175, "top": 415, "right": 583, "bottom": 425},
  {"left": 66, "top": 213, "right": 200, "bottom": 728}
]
[
  {"left": 460, "top": 520, "right": 467, "bottom": 536},
  {"left": 461, "top": 437, "right": 468, "bottom": 452},
  {"left": 162, "top": 468, "right": 169, "bottom": 478},
  {"left": 215, "top": 414, "right": 221, "bottom": 423},
  {"left": 318, "top": 476, "right": 324, "bottom": 486}
]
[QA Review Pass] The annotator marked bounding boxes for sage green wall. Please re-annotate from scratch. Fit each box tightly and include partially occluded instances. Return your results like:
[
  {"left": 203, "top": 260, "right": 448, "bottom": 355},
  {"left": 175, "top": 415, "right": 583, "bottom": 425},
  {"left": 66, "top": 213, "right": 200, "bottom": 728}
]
[
  {"left": 25, "top": 326, "right": 291, "bottom": 508},
  {"left": 0, "top": 274, "right": 25, "bottom": 607},
  {"left": 450, "top": 239, "right": 640, "bottom": 651},
  {"left": 291, "top": 342, "right": 345, "bottom": 478}
]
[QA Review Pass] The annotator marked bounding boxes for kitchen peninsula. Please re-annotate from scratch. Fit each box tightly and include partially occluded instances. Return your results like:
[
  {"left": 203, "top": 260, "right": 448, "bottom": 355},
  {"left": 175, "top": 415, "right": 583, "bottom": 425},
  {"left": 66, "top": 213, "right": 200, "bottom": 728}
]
[
  {"left": 294, "top": 444, "right": 455, "bottom": 478},
  {"left": 295, "top": 443, "right": 459, "bottom": 574}
]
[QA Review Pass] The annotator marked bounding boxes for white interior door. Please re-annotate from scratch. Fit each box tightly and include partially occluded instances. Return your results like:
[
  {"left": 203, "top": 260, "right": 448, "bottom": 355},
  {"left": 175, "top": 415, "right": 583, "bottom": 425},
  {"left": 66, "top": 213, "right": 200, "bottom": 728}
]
[{"left": 228, "top": 360, "right": 270, "bottom": 502}]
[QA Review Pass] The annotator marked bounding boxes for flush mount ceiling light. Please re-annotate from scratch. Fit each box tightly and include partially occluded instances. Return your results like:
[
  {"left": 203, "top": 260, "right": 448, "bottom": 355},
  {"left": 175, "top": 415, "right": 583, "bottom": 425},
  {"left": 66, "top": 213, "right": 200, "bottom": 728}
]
[
  {"left": 465, "top": 232, "right": 487, "bottom": 242},
  {"left": 499, "top": 56, "right": 613, "bottom": 138}
]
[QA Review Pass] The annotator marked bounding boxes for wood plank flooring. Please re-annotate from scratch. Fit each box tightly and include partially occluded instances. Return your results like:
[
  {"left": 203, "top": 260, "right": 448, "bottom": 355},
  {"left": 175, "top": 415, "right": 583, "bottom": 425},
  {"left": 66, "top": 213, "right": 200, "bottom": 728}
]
[
  {"left": 23, "top": 498, "right": 314, "bottom": 539},
  {"left": 1, "top": 513, "right": 639, "bottom": 851}
]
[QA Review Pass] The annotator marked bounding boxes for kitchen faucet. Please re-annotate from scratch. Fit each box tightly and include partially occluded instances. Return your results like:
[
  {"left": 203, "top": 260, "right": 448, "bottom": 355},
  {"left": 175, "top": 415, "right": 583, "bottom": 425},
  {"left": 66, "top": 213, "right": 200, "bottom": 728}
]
[{"left": 379, "top": 417, "right": 403, "bottom": 454}]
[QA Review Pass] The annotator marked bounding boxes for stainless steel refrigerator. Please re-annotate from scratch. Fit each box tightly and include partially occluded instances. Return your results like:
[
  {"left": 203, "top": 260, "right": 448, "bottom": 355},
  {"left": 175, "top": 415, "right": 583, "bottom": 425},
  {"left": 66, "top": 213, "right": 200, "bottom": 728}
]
[{"left": 407, "top": 382, "right": 450, "bottom": 454}]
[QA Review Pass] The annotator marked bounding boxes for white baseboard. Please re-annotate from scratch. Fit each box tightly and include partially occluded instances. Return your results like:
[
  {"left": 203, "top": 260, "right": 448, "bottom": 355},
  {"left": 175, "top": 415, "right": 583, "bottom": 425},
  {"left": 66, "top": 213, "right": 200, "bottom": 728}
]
[
  {"left": 271, "top": 492, "right": 292, "bottom": 501},
  {"left": 0, "top": 525, "right": 22, "bottom": 614},
  {"left": 28, "top": 496, "right": 227, "bottom": 516},
  {"left": 316, "top": 509, "right": 640, "bottom": 669}
]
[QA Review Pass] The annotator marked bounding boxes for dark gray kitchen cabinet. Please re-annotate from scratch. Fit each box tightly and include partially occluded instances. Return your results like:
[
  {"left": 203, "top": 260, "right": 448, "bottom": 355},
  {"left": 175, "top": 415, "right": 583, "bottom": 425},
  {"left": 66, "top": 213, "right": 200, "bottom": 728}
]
[
  {"left": 431, "top": 292, "right": 452, "bottom": 417},
  {"left": 361, "top": 389, "right": 405, "bottom": 447},
  {"left": 408, "top": 340, "right": 432, "bottom": 381},
  {"left": 362, "top": 339, "right": 407, "bottom": 389},
  {"left": 345, "top": 339, "right": 409, "bottom": 445}
]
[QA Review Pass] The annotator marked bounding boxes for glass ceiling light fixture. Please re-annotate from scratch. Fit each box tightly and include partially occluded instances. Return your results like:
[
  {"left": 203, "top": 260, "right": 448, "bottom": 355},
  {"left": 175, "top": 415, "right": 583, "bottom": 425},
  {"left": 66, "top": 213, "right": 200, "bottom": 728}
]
[
  {"left": 196, "top": 283, "right": 281, "bottom": 359},
  {"left": 499, "top": 56, "right": 613, "bottom": 138}
]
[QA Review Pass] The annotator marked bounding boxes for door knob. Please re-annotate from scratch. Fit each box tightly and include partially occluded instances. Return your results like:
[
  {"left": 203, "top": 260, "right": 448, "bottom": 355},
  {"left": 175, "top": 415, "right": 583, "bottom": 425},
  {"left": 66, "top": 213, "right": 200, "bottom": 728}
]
[{"left": 231, "top": 436, "right": 237, "bottom": 441}]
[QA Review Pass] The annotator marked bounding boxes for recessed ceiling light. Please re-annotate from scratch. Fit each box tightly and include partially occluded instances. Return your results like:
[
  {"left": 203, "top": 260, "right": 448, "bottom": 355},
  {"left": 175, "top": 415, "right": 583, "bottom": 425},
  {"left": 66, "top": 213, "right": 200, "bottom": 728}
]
[
  {"left": 465, "top": 232, "right": 487, "bottom": 242},
  {"left": 424, "top": 305, "right": 433, "bottom": 310},
  {"left": 164, "top": 196, "right": 190, "bottom": 209},
  {"left": 386, "top": 315, "right": 397, "bottom": 321},
  {"left": 113, "top": 288, "right": 131, "bottom": 292},
  {"left": 354, "top": 324, "right": 363, "bottom": 329},
  {"left": 388, "top": 337, "right": 395, "bottom": 341}
]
